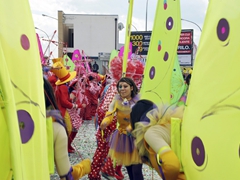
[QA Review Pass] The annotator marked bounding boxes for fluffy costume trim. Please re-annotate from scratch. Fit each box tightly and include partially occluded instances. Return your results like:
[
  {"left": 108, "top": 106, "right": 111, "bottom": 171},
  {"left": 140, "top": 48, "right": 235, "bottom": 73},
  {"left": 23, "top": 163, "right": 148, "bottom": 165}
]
[
  {"left": 132, "top": 104, "right": 184, "bottom": 157},
  {"left": 132, "top": 60, "right": 144, "bottom": 80},
  {"left": 109, "top": 56, "right": 144, "bottom": 85},
  {"left": 109, "top": 56, "right": 123, "bottom": 81}
]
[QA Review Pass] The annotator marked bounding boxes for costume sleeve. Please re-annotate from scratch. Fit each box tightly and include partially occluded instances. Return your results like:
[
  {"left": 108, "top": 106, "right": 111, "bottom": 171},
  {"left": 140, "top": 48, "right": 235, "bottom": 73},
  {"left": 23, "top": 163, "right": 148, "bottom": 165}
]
[
  {"left": 58, "top": 85, "right": 74, "bottom": 109},
  {"left": 53, "top": 122, "right": 71, "bottom": 176}
]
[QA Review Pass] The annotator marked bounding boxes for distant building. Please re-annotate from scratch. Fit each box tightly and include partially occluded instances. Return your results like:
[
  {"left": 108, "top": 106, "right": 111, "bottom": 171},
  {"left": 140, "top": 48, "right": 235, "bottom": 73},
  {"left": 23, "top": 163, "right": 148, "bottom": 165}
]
[
  {"left": 57, "top": 11, "right": 120, "bottom": 74},
  {"left": 58, "top": 11, "right": 119, "bottom": 57}
]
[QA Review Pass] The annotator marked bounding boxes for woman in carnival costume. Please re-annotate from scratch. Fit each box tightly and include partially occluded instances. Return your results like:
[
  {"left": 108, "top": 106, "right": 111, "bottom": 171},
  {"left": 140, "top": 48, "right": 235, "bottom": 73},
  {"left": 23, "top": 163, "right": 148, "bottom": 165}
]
[
  {"left": 43, "top": 77, "right": 91, "bottom": 180},
  {"left": 50, "top": 60, "right": 86, "bottom": 153},
  {"left": 100, "top": 76, "right": 143, "bottom": 180},
  {"left": 130, "top": 100, "right": 186, "bottom": 180},
  {"left": 88, "top": 56, "right": 144, "bottom": 180}
]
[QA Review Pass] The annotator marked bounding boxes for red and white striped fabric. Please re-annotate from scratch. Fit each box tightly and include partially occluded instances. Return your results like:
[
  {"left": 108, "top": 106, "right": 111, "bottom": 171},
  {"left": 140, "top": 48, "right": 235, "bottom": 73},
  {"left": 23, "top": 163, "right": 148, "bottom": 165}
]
[{"left": 67, "top": 108, "right": 82, "bottom": 131}]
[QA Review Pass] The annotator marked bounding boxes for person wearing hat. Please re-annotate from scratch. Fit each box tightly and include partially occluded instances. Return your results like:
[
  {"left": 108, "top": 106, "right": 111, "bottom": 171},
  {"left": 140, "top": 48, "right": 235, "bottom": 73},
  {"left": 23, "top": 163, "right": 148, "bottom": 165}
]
[
  {"left": 43, "top": 77, "right": 91, "bottom": 180},
  {"left": 51, "top": 61, "right": 86, "bottom": 153}
]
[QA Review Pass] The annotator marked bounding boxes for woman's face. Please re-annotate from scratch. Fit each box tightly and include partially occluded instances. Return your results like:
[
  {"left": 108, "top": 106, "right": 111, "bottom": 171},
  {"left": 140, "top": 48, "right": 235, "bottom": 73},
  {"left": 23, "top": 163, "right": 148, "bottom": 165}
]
[{"left": 118, "top": 82, "right": 133, "bottom": 99}]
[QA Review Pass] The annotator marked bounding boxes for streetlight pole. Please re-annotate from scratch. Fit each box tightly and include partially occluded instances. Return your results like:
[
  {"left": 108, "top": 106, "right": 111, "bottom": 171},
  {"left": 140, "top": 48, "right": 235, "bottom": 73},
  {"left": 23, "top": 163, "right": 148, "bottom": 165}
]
[
  {"left": 145, "top": 0, "right": 149, "bottom": 31},
  {"left": 35, "top": 27, "right": 50, "bottom": 56},
  {"left": 181, "top": 18, "right": 202, "bottom": 32},
  {"left": 131, "top": 24, "right": 138, "bottom": 31},
  {"left": 118, "top": 22, "right": 138, "bottom": 31},
  {"left": 42, "top": 14, "right": 59, "bottom": 57},
  {"left": 42, "top": 14, "right": 58, "bottom": 20}
]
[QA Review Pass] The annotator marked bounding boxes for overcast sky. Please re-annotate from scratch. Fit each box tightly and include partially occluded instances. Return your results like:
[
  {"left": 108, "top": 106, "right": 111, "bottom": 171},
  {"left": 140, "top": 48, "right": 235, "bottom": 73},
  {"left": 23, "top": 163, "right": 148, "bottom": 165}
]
[{"left": 30, "top": 0, "right": 209, "bottom": 57}]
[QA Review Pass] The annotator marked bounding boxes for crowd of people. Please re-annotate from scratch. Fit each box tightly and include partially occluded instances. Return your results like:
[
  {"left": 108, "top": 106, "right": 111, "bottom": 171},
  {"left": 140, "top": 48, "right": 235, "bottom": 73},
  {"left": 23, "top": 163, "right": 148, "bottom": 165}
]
[{"left": 43, "top": 55, "right": 192, "bottom": 180}]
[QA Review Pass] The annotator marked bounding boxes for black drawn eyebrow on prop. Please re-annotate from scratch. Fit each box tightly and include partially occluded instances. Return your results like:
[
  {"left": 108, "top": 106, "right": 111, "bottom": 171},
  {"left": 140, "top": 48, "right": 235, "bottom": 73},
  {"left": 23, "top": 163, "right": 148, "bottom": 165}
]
[
  {"left": 201, "top": 86, "right": 240, "bottom": 120},
  {"left": 12, "top": 80, "right": 45, "bottom": 118},
  {"left": 145, "top": 90, "right": 164, "bottom": 105}
]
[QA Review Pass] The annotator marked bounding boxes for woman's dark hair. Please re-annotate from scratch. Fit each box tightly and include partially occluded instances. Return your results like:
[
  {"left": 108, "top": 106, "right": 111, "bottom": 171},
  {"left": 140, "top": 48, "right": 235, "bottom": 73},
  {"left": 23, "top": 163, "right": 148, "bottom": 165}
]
[
  {"left": 44, "top": 77, "right": 67, "bottom": 132},
  {"left": 130, "top": 99, "right": 156, "bottom": 130},
  {"left": 43, "top": 77, "right": 59, "bottom": 109},
  {"left": 117, "top": 77, "right": 138, "bottom": 98}
]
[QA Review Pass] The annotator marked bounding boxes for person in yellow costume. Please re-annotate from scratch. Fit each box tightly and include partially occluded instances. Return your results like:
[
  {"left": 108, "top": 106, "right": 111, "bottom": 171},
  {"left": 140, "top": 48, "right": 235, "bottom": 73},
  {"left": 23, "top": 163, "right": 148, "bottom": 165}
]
[
  {"left": 43, "top": 77, "right": 91, "bottom": 180},
  {"left": 100, "top": 77, "right": 143, "bottom": 180},
  {"left": 130, "top": 100, "right": 185, "bottom": 180}
]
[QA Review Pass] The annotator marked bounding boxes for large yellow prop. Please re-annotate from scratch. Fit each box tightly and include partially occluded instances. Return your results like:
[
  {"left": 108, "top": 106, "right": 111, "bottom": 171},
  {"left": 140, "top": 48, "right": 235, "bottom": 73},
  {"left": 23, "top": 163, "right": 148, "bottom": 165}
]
[
  {"left": 181, "top": 0, "right": 240, "bottom": 179},
  {"left": 0, "top": 0, "right": 49, "bottom": 179},
  {"left": 122, "top": 0, "right": 134, "bottom": 77},
  {"left": 140, "top": 0, "right": 181, "bottom": 105}
]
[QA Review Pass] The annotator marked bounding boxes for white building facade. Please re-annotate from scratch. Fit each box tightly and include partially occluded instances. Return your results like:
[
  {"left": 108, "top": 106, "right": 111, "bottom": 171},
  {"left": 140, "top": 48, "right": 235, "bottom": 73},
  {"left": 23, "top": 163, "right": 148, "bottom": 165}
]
[{"left": 58, "top": 11, "right": 119, "bottom": 58}]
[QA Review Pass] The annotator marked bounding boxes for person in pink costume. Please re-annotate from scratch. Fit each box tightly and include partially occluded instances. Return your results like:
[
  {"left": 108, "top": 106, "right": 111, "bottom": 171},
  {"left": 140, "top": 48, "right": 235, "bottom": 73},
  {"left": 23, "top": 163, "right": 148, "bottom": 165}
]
[
  {"left": 88, "top": 80, "right": 120, "bottom": 180},
  {"left": 67, "top": 79, "right": 84, "bottom": 146},
  {"left": 88, "top": 57, "right": 124, "bottom": 180},
  {"left": 84, "top": 72, "right": 101, "bottom": 121},
  {"left": 74, "top": 65, "right": 90, "bottom": 121}
]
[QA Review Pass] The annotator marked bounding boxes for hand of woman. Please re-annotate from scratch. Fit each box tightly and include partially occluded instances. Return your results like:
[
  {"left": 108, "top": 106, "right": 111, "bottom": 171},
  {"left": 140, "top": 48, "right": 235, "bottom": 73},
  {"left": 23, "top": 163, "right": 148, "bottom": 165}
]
[{"left": 126, "top": 125, "right": 132, "bottom": 133}]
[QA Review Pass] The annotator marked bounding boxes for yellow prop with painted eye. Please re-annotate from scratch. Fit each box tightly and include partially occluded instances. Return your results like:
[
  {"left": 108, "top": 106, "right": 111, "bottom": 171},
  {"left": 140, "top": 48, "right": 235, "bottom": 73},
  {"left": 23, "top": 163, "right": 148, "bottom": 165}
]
[
  {"left": 140, "top": 0, "right": 181, "bottom": 106},
  {"left": 0, "top": 0, "right": 49, "bottom": 179},
  {"left": 181, "top": 0, "right": 240, "bottom": 179}
]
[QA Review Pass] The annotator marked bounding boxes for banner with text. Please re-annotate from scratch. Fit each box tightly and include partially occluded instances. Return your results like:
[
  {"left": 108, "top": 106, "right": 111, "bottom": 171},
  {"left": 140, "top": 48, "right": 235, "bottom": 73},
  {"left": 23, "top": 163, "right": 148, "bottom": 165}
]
[
  {"left": 130, "top": 31, "right": 151, "bottom": 56},
  {"left": 177, "top": 29, "right": 193, "bottom": 66},
  {"left": 130, "top": 30, "right": 194, "bottom": 66}
]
